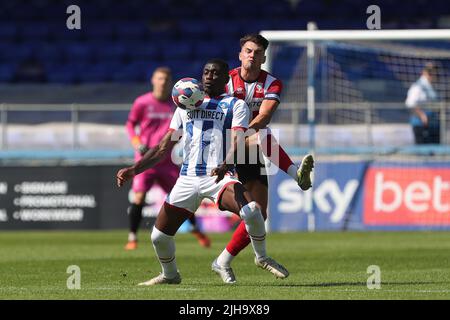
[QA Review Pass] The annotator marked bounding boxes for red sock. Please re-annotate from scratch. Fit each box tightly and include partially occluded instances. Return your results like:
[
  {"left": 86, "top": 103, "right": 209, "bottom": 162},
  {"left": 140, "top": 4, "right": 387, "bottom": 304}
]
[
  {"left": 226, "top": 221, "right": 251, "bottom": 256},
  {"left": 260, "top": 133, "right": 294, "bottom": 174}
]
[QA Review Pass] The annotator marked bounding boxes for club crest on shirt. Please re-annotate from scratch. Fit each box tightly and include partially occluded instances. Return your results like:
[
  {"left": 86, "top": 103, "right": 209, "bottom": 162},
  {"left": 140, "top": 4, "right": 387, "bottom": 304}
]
[{"left": 255, "top": 83, "right": 264, "bottom": 94}]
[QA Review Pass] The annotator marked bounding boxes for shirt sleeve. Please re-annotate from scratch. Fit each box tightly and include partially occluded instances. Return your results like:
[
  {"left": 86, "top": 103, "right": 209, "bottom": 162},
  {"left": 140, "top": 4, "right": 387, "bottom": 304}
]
[
  {"left": 265, "top": 78, "right": 283, "bottom": 102},
  {"left": 126, "top": 99, "right": 143, "bottom": 139},
  {"left": 231, "top": 99, "right": 250, "bottom": 130},
  {"left": 405, "top": 84, "right": 425, "bottom": 108},
  {"left": 169, "top": 107, "right": 184, "bottom": 131}
]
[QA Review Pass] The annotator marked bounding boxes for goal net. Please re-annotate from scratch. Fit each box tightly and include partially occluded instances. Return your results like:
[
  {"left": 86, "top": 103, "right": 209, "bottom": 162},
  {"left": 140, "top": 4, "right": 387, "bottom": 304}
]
[
  {"left": 262, "top": 28, "right": 450, "bottom": 231},
  {"left": 262, "top": 28, "right": 450, "bottom": 149}
]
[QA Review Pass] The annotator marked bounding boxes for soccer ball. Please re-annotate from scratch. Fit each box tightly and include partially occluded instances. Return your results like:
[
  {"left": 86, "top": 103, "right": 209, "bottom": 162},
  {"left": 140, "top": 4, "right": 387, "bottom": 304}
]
[{"left": 172, "top": 77, "right": 205, "bottom": 110}]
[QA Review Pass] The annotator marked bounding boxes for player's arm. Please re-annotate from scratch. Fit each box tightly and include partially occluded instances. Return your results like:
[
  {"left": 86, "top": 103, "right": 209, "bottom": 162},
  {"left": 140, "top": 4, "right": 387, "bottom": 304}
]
[
  {"left": 126, "top": 100, "right": 149, "bottom": 154},
  {"left": 211, "top": 99, "right": 250, "bottom": 182},
  {"left": 249, "top": 78, "right": 283, "bottom": 130},
  {"left": 117, "top": 129, "right": 181, "bottom": 187},
  {"left": 211, "top": 128, "right": 246, "bottom": 183},
  {"left": 249, "top": 99, "right": 279, "bottom": 130},
  {"left": 406, "top": 85, "right": 428, "bottom": 126}
]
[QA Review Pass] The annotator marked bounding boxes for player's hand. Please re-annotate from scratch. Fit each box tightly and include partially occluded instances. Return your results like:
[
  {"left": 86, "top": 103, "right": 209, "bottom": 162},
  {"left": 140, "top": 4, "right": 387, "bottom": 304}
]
[
  {"left": 131, "top": 136, "right": 141, "bottom": 150},
  {"left": 211, "top": 164, "right": 233, "bottom": 183},
  {"left": 116, "top": 167, "right": 136, "bottom": 187}
]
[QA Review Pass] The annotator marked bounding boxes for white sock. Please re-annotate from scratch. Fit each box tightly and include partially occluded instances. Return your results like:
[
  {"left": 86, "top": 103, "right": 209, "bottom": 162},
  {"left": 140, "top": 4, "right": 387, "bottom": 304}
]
[
  {"left": 287, "top": 164, "right": 299, "bottom": 181},
  {"left": 240, "top": 202, "right": 267, "bottom": 260},
  {"left": 128, "top": 232, "right": 137, "bottom": 242},
  {"left": 151, "top": 227, "right": 178, "bottom": 279},
  {"left": 217, "top": 249, "right": 234, "bottom": 267}
]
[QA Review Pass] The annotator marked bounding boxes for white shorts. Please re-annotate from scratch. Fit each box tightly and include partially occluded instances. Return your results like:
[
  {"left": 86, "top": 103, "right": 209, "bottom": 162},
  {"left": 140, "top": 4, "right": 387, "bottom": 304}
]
[{"left": 165, "top": 174, "right": 241, "bottom": 214}]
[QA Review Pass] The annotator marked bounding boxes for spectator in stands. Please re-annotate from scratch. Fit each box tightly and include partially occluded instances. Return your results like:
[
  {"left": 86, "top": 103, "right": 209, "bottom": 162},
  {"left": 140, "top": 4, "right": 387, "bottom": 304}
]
[
  {"left": 124, "top": 67, "right": 210, "bottom": 250},
  {"left": 405, "top": 62, "right": 440, "bottom": 144}
]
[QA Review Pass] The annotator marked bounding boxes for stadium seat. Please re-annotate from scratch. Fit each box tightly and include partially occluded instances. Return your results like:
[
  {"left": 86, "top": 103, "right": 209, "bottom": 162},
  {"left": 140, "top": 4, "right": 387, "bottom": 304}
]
[
  {"left": 83, "top": 22, "right": 115, "bottom": 41},
  {"left": 46, "top": 65, "right": 79, "bottom": 84},
  {"left": 31, "top": 42, "right": 65, "bottom": 64},
  {"left": 115, "top": 22, "right": 150, "bottom": 41},
  {"left": 125, "top": 43, "right": 161, "bottom": 61},
  {"left": 206, "top": 20, "right": 241, "bottom": 38},
  {"left": 192, "top": 41, "right": 226, "bottom": 60},
  {"left": 177, "top": 20, "right": 210, "bottom": 39},
  {"left": 0, "top": 64, "right": 16, "bottom": 83},
  {"left": 19, "top": 24, "right": 51, "bottom": 41},
  {"left": 64, "top": 43, "right": 94, "bottom": 63},
  {"left": 0, "top": 44, "right": 34, "bottom": 62},
  {"left": 92, "top": 42, "right": 127, "bottom": 63},
  {"left": 0, "top": 24, "right": 18, "bottom": 42},
  {"left": 161, "top": 42, "right": 193, "bottom": 61},
  {"left": 77, "top": 63, "right": 119, "bottom": 83}
]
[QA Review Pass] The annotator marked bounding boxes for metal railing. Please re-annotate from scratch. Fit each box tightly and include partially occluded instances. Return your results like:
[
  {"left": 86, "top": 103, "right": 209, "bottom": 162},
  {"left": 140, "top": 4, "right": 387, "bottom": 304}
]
[{"left": 0, "top": 102, "right": 448, "bottom": 151}]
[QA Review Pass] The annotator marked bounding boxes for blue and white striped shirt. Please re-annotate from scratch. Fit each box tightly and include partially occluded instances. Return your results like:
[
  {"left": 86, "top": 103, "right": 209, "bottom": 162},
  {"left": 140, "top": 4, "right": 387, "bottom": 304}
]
[{"left": 169, "top": 94, "right": 249, "bottom": 176}]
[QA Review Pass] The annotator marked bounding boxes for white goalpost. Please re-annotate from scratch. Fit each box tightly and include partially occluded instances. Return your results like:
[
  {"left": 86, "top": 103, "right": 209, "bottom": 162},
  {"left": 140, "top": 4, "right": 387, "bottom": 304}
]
[
  {"left": 260, "top": 26, "right": 450, "bottom": 150},
  {"left": 261, "top": 26, "right": 450, "bottom": 232}
]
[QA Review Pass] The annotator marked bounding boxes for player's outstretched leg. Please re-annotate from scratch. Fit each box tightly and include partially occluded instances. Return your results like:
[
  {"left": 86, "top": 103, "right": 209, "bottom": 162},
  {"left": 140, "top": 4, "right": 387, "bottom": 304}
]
[
  {"left": 138, "top": 203, "right": 189, "bottom": 286},
  {"left": 215, "top": 180, "right": 267, "bottom": 274},
  {"left": 188, "top": 215, "right": 211, "bottom": 248},
  {"left": 259, "top": 131, "right": 314, "bottom": 190},
  {"left": 213, "top": 183, "right": 288, "bottom": 283},
  {"left": 297, "top": 154, "right": 314, "bottom": 191}
]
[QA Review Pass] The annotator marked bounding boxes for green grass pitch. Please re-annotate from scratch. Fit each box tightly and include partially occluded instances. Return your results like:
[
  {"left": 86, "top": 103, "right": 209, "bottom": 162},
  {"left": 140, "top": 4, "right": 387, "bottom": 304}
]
[{"left": 1, "top": 230, "right": 450, "bottom": 300}]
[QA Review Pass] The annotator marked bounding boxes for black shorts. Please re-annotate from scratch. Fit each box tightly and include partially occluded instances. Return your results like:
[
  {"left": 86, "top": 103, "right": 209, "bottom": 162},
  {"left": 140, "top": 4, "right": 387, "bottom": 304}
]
[
  {"left": 235, "top": 145, "right": 268, "bottom": 187},
  {"left": 235, "top": 163, "right": 268, "bottom": 187}
]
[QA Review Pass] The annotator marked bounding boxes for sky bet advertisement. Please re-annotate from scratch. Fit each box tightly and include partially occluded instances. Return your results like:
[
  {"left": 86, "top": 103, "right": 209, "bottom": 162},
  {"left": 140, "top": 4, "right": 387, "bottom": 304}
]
[{"left": 269, "top": 161, "right": 450, "bottom": 231}]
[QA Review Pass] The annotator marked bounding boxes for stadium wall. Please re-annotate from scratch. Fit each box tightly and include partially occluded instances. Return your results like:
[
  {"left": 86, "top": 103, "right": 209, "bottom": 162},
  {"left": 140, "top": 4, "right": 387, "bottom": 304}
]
[
  {"left": 270, "top": 159, "right": 450, "bottom": 231},
  {"left": 1, "top": 159, "right": 449, "bottom": 232},
  {"left": 0, "top": 164, "right": 237, "bottom": 232}
]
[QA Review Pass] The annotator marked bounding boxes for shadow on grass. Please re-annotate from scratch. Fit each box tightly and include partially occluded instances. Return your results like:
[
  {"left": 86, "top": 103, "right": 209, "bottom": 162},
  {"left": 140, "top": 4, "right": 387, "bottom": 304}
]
[{"left": 207, "top": 280, "right": 447, "bottom": 288}]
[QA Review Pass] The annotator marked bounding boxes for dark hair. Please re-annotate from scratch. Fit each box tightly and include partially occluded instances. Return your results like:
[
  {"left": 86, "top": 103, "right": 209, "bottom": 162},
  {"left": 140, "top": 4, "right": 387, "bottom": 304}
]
[
  {"left": 423, "top": 62, "right": 438, "bottom": 76},
  {"left": 239, "top": 34, "right": 269, "bottom": 50},
  {"left": 205, "top": 58, "right": 229, "bottom": 73}
]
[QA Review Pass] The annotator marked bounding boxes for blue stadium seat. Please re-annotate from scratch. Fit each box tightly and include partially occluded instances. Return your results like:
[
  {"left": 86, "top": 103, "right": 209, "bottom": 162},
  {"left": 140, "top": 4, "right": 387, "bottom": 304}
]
[
  {"left": 207, "top": 20, "right": 241, "bottom": 38},
  {"left": 82, "top": 22, "right": 115, "bottom": 41},
  {"left": 31, "top": 42, "right": 65, "bottom": 64},
  {"left": 237, "top": 19, "right": 272, "bottom": 35},
  {"left": 168, "top": 5, "right": 201, "bottom": 19},
  {"left": 177, "top": 20, "right": 210, "bottom": 39},
  {"left": 164, "top": 60, "right": 202, "bottom": 81},
  {"left": 19, "top": 24, "right": 51, "bottom": 41},
  {"left": 271, "top": 19, "right": 307, "bottom": 30},
  {"left": 125, "top": 43, "right": 161, "bottom": 61},
  {"left": 64, "top": 43, "right": 94, "bottom": 63},
  {"left": 92, "top": 42, "right": 127, "bottom": 63},
  {"left": 8, "top": 3, "right": 40, "bottom": 20},
  {"left": 192, "top": 41, "right": 226, "bottom": 60},
  {"left": 46, "top": 65, "right": 78, "bottom": 84},
  {"left": 161, "top": 42, "right": 193, "bottom": 61},
  {"left": 121, "top": 60, "right": 163, "bottom": 82},
  {"left": 0, "top": 24, "right": 18, "bottom": 41},
  {"left": 115, "top": 22, "right": 149, "bottom": 41},
  {"left": 0, "top": 64, "right": 16, "bottom": 83},
  {"left": 52, "top": 27, "right": 85, "bottom": 43},
  {"left": 77, "top": 62, "right": 120, "bottom": 83},
  {"left": 260, "top": 1, "right": 295, "bottom": 19},
  {"left": 0, "top": 44, "right": 34, "bottom": 62}
]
